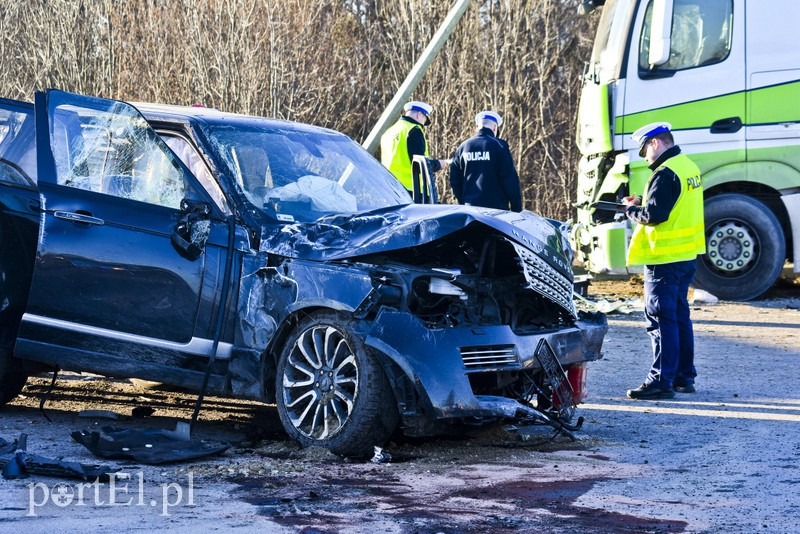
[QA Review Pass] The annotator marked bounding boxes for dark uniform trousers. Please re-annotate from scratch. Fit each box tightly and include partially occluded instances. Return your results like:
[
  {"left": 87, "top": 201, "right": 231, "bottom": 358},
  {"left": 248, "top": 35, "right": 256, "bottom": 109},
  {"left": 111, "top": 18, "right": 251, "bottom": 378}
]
[{"left": 644, "top": 259, "right": 698, "bottom": 388}]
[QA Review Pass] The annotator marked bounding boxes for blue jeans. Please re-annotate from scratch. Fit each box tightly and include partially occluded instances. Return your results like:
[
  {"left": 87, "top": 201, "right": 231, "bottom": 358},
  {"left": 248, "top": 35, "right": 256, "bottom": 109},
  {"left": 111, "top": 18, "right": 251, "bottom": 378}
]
[{"left": 643, "top": 259, "right": 697, "bottom": 389}]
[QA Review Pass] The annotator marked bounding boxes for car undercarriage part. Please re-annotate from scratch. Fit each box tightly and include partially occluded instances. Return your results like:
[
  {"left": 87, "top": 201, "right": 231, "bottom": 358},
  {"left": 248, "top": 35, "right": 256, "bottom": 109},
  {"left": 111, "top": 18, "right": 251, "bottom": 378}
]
[{"left": 71, "top": 426, "right": 229, "bottom": 465}]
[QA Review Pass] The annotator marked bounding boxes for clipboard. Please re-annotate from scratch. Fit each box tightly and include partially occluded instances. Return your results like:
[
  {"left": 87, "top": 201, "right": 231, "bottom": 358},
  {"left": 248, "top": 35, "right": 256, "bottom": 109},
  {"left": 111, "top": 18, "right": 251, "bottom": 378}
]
[{"left": 589, "top": 201, "right": 628, "bottom": 213}]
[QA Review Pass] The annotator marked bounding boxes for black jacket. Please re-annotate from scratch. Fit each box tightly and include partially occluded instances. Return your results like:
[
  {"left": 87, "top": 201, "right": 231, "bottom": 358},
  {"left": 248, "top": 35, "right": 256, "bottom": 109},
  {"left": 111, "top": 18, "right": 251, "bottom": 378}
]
[
  {"left": 626, "top": 145, "right": 682, "bottom": 225},
  {"left": 449, "top": 128, "right": 522, "bottom": 212},
  {"left": 402, "top": 116, "right": 442, "bottom": 173}
]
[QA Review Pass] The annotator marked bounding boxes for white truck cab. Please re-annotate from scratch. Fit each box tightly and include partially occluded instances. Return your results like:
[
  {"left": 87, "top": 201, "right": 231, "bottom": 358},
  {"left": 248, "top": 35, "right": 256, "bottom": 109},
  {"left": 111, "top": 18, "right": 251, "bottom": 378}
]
[{"left": 574, "top": 0, "right": 800, "bottom": 300}]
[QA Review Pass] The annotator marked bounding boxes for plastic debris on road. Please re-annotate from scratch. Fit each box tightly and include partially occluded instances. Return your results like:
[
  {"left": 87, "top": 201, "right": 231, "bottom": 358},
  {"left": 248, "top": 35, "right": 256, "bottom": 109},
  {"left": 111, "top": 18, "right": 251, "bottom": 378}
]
[
  {"left": 574, "top": 293, "right": 644, "bottom": 314},
  {"left": 691, "top": 288, "right": 719, "bottom": 305},
  {"left": 370, "top": 446, "right": 392, "bottom": 464}
]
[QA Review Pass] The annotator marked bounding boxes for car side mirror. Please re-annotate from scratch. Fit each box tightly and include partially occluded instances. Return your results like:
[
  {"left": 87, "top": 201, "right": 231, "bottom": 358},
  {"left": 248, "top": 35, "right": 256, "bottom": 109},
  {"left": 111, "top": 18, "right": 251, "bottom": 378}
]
[{"left": 171, "top": 199, "right": 211, "bottom": 260}]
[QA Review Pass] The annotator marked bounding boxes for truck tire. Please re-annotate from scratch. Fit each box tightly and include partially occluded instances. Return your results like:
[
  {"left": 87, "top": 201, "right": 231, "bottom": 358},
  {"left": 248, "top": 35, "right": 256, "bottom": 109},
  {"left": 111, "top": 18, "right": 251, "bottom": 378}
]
[
  {"left": 694, "top": 194, "right": 785, "bottom": 301},
  {"left": 275, "top": 311, "right": 399, "bottom": 458},
  {"left": 0, "top": 348, "right": 28, "bottom": 406}
]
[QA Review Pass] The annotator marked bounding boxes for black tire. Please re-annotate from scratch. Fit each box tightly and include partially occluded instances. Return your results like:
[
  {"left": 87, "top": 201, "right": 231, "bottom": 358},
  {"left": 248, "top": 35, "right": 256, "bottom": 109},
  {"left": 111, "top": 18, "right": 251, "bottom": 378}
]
[
  {"left": 0, "top": 348, "right": 28, "bottom": 406},
  {"left": 275, "top": 311, "right": 399, "bottom": 458},
  {"left": 694, "top": 194, "right": 785, "bottom": 301}
]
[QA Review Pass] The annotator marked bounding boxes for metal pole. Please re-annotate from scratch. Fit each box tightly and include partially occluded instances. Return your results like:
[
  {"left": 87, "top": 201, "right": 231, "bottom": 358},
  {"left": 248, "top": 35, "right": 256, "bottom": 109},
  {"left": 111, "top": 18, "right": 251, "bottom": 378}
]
[{"left": 361, "top": 0, "right": 472, "bottom": 154}]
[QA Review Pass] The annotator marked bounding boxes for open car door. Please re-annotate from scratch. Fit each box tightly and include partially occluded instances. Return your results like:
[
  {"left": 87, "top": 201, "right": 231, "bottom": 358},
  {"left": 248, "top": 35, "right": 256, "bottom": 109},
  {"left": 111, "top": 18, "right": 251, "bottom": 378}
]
[{"left": 15, "top": 90, "right": 234, "bottom": 385}]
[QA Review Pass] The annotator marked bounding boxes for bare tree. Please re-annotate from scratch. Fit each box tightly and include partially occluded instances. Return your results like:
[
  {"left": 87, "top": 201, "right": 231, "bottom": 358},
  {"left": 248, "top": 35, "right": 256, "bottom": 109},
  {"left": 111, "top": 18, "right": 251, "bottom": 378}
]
[{"left": 0, "top": 0, "right": 597, "bottom": 220}]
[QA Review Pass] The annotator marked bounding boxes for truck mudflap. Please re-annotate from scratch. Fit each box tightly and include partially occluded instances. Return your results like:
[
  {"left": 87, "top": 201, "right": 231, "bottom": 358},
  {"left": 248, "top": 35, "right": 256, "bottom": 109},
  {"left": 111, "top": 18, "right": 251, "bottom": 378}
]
[{"left": 364, "top": 308, "right": 607, "bottom": 431}]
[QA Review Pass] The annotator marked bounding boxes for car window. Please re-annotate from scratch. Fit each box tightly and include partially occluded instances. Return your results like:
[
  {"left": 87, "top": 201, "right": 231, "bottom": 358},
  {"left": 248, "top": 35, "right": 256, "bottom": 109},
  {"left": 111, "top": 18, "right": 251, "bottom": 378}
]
[
  {"left": 0, "top": 105, "right": 37, "bottom": 186},
  {"left": 49, "top": 101, "right": 193, "bottom": 209},
  {"left": 161, "top": 134, "right": 231, "bottom": 214},
  {"left": 639, "top": 0, "right": 733, "bottom": 72}
]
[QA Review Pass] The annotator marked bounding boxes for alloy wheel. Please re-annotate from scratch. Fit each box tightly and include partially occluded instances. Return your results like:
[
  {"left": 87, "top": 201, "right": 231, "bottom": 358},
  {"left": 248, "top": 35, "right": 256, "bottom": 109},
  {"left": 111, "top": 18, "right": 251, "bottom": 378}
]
[{"left": 281, "top": 325, "right": 359, "bottom": 440}]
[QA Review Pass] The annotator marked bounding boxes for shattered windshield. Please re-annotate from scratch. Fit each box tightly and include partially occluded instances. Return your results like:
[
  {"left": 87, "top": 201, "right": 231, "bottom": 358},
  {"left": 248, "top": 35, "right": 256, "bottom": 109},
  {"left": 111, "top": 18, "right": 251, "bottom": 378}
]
[{"left": 201, "top": 122, "right": 412, "bottom": 222}]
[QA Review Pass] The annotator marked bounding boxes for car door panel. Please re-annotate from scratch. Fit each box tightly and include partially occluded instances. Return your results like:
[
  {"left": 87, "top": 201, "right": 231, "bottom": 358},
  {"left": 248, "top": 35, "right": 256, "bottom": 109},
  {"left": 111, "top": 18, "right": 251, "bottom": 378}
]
[{"left": 17, "top": 90, "right": 231, "bottom": 368}]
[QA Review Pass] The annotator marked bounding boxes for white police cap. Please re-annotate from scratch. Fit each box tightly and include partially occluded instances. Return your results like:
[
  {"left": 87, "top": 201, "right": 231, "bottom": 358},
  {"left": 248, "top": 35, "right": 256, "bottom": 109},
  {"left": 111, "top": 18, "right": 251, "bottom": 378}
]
[
  {"left": 632, "top": 122, "right": 671, "bottom": 156},
  {"left": 475, "top": 110, "right": 502, "bottom": 127},
  {"left": 404, "top": 101, "right": 433, "bottom": 124}
]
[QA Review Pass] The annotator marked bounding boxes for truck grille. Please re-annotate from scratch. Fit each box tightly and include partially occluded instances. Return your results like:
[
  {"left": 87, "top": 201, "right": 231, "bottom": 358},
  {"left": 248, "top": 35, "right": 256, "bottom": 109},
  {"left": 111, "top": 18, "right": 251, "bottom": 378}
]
[
  {"left": 460, "top": 345, "right": 518, "bottom": 370},
  {"left": 508, "top": 240, "right": 576, "bottom": 317}
]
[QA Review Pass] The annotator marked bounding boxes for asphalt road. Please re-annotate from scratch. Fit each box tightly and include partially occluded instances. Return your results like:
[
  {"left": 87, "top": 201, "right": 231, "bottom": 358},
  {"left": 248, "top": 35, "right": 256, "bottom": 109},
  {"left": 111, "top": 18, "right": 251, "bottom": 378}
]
[
  {"left": 1, "top": 291, "right": 798, "bottom": 533},
  {"left": 578, "top": 296, "right": 800, "bottom": 532}
]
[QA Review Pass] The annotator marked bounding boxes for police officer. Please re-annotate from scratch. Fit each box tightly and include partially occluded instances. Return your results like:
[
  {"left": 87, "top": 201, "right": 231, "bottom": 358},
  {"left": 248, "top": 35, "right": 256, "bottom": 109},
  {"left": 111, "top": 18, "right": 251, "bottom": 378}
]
[
  {"left": 449, "top": 110, "right": 522, "bottom": 212},
  {"left": 380, "top": 101, "right": 447, "bottom": 193},
  {"left": 624, "top": 122, "right": 705, "bottom": 400}
]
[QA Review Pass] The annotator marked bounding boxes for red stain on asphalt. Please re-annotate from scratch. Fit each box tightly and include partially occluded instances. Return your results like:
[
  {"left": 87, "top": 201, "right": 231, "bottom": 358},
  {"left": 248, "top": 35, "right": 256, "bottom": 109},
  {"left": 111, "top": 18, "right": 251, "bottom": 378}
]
[
  {"left": 456, "top": 479, "right": 687, "bottom": 532},
  {"left": 233, "top": 473, "right": 688, "bottom": 533}
]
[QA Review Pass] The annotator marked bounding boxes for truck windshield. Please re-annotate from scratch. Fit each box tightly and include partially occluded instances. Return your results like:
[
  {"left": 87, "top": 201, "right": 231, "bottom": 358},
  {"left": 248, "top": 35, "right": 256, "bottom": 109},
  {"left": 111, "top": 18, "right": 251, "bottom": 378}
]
[
  {"left": 201, "top": 123, "right": 411, "bottom": 222},
  {"left": 590, "top": 0, "right": 637, "bottom": 84}
]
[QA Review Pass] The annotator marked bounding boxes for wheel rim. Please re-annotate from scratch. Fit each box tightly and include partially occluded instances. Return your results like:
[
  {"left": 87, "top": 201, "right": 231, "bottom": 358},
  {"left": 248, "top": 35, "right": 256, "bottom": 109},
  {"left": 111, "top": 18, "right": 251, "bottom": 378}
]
[
  {"left": 281, "top": 325, "right": 359, "bottom": 440},
  {"left": 705, "top": 220, "right": 758, "bottom": 275}
]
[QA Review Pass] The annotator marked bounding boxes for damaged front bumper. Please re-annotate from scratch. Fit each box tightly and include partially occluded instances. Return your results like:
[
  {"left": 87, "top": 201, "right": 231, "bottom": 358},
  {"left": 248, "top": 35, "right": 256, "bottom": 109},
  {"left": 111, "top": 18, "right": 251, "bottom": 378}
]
[{"left": 365, "top": 308, "right": 607, "bottom": 426}]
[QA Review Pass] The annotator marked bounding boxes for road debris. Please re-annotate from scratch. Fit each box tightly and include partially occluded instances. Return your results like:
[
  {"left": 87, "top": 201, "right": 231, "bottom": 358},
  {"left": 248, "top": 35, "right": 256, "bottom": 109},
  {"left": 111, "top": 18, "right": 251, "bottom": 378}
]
[
  {"left": 71, "top": 426, "right": 229, "bottom": 465},
  {"left": 370, "top": 446, "right": 392, "bottom": 464},
  {"left": 691, "top": 288, "right": 719, "bottom": 304},
  {"left": 78, "top": 409, "right": 123, "bottom": 420},
  {"left": 575, "top": 292, "right": 644, "bottom": 314},
  {"left": 131, "top": 406, "right": 156, "bottom": 418},
  {"left": 0, "top": 434, "right": 117, "bottom": 481}
]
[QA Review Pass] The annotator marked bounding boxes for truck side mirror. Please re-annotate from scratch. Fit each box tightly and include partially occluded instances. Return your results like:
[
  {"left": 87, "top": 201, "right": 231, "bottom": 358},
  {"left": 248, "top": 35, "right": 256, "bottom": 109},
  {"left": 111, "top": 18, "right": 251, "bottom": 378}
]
[
  {"left": 648, "top": 0, "right": 674, "bottom": 67},
  {"left": 171, "top": 199, "right": 211, "bottom": 260}
]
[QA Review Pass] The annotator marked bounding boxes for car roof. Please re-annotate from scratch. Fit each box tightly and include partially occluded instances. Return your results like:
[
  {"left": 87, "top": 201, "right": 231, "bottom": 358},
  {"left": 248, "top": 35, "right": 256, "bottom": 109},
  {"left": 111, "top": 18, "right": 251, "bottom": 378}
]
[{"left": 130, "top": 101, "right": 341, "bottom": 137}]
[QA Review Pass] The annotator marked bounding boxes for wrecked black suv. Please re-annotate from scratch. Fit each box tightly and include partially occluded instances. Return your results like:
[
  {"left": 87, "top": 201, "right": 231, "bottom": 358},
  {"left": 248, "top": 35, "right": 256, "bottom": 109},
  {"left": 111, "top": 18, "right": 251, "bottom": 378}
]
[{"left": 0, "top": 90, "right": 606, "bottom": 456}]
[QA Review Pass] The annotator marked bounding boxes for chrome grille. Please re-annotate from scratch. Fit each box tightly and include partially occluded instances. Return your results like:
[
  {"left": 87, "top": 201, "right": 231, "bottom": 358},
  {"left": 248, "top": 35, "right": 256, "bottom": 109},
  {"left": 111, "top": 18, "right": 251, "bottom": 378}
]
[
  {"left": 460, "top": 345, "right": 518, "bottom": 370},
  {"left": 508, "top": 239, "right": 576, "bottom": 317}
]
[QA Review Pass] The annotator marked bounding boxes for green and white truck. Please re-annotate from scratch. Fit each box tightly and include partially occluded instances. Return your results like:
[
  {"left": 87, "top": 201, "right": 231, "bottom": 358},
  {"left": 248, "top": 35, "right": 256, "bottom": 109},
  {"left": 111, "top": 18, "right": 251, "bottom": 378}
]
[{"left": 572, "top": 0, "right": 800, "bottom": 300}]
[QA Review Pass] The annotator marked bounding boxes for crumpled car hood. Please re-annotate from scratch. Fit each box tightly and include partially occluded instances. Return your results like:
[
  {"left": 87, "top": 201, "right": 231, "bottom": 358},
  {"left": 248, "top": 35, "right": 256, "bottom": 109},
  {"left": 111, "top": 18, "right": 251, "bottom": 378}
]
[{"left": 259, "top": 204, "right": 573, "bottom": 278}]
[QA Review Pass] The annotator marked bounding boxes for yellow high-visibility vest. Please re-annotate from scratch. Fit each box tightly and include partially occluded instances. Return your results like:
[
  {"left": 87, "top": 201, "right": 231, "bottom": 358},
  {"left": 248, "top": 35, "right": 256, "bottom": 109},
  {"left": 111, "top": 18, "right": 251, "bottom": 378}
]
[
  {"left": 380, "top": 119, "right": 428, "bottom": 190},
  {"left": 627, "top": 153, "right": 706, "bottom": 266}
]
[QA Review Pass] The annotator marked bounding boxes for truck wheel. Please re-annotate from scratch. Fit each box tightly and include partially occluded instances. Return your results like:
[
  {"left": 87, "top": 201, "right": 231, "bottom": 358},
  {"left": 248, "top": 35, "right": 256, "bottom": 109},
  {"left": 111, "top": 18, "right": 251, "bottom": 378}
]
[
  {"left": 275, "top": 311, "right": 399, "bottom": 458},
  {"left": 694, "top": 194, "right": 785, "bottom": 301},
  {"left": 0, "top": 348, "right": 28, "bottom": 406}
]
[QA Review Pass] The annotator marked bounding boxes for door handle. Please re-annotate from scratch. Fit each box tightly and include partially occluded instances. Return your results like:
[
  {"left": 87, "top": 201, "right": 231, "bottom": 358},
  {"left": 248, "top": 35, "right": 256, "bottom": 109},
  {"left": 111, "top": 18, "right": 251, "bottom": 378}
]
[
  {"left": 53, "top": 210, "right": 105, "bottom": 226},
  {"left": 710, "top": 117, "right": 743, "bottom": 134}
]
